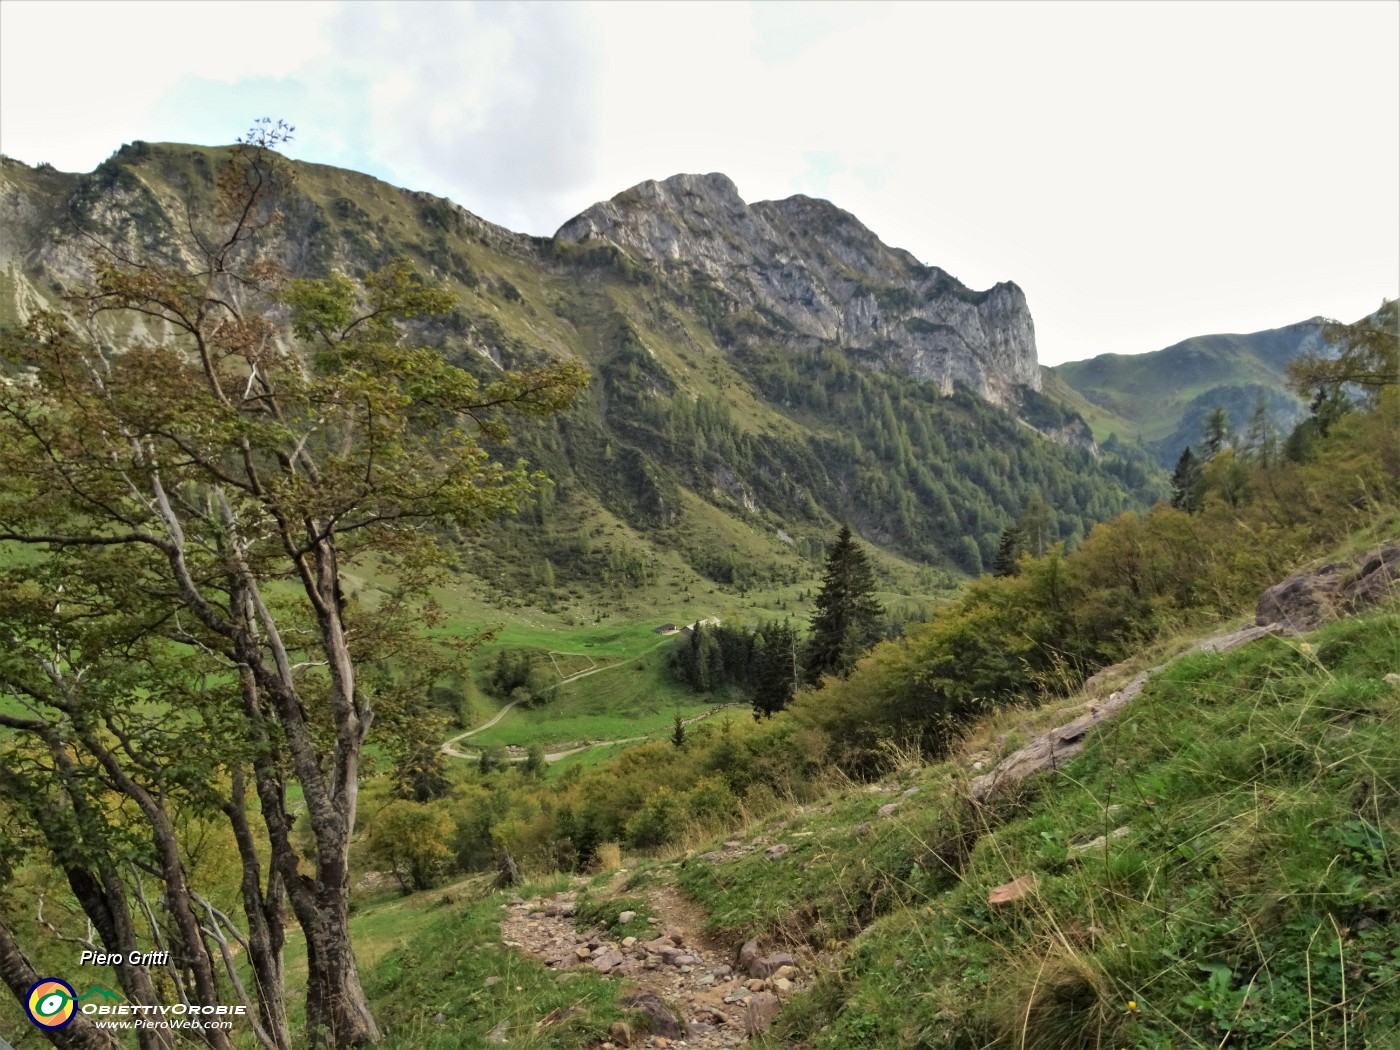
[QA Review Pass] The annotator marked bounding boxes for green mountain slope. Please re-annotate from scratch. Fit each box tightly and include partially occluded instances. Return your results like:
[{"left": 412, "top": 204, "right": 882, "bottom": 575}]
[
  {"left": 211, "top": 608, "right": 1397, "bottom": 1050},
  {"left": 1050, "top": 322, "right": 1328, "bottom": 465},
  {"left": 0, "top": 143, "right": 1164, "bottom": 605}
]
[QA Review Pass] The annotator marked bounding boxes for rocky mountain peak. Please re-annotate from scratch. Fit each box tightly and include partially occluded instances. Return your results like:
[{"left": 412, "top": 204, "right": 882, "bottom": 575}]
[{"left": 556, "top": 173, "right": 1040, "bottom": 405}]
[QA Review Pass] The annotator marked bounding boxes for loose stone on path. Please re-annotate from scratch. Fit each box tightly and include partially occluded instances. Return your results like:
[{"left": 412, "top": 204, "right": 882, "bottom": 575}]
[{"left": 500, "top": 887, "right": 809, "bottom": 1048}]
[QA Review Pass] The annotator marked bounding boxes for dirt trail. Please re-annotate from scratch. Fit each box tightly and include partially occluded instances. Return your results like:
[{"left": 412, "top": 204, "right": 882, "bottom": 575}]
[
  {"left": 442, "top": 704, "right": 750, "bottom": 763},
  {"left": 440, "top": 700, "right": 522, "bottom": 755},
  {"left": 501, "top": 874, "right": 804, "bottom": 1047}
]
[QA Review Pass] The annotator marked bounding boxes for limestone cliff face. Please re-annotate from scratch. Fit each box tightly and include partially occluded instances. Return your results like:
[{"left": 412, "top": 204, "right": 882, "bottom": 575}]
[{"left": 556, "top": 173, "right": 1041, "bottom": 405}]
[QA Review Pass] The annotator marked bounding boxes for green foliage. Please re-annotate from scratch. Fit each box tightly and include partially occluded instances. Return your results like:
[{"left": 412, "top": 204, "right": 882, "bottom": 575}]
[
  {"left": 1169, "top": 445, "right": 1203, "bottom": 512},
  {"left": 393, "top": 744, "right": 453, "bottom": 803},
  {"left": 992, "top": 524, "right": 1025, "bottom": 576},
  {"left": 625, "top": 788, "right": 687, "bottom": 848},
  {"left": 752, "top": 619, "right": 801, "bottom": 718},
  {"left": 483, "top": 648, "right": 556, "bottom": 708},
  {"left": 806, "top": 526, "right": 885, "bottom": 683},
  {"left": 1204, "top": 404, "right": 1233, "bottom": 456},
  {"left": 793, "top": 391, "right": 1400, "bottom": 773},
  {"left": 1288, "top": 298, "right": 1398, "bottom": 405},
  {"left": 429, "top": 716, "right": 827, "bottom": 876},
  {"left": 734, "top": 345, "right": 1164, "bottom": 568},
  {"left": 746, "top": 613, "right": 1400, "bottom": 1049},
  {"left": 522, "top": 744, "right": 548, "bottom": 779},
  {"left": 672, "top": 623, "right": 725, "bottom": 692},
  {"left": 365, "top": 800, "right": 456, "bottom": 893}
]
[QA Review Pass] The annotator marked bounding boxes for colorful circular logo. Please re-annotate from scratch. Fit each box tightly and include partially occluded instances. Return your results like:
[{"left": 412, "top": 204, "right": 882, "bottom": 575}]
[{"left": 26, "top": 978, "right": 77, "bottom": 1029}]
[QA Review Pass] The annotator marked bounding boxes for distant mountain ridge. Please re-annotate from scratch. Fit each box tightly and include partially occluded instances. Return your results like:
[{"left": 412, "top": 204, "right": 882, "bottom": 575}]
[
  {"left": 1050, "top": 321, "right": 1328, "bottom": 465},
  {"left": 0, "top": 142, "right": 1162, "bottom": 606}
]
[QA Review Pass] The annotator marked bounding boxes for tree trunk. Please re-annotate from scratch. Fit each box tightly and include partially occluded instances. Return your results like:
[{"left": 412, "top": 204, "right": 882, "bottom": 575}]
[
  {"left": 237, "top": 656, "right": 380, "bottom": 1048},
  {"left": 64, "top": 869, "right": 174, "bottom": 1050},
  {"left": 79, "top": 728, "right": 232, "bottom": 1050},
  {"left": 300, "top": 891, "right": 380, "bottom": 1049},
  {"left": 7, "top": 745, "right": 172, "bottom": 1050},
  {"left": 225, "top": 767, "right": 292, "bottom": 1050},
  {"left": 0, "top": 915, "right": 120, "bottom": 1050}
]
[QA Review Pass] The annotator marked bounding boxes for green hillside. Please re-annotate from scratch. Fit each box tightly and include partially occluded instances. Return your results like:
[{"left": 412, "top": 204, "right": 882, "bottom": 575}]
[
  {"left": 181, "top": 601, "right": 1397, "bottom": 1050},
  {"left": 0, "top": 143, "right": 1164, "bottom": 600},
  {"left": 1051, "top": 322, "right": 1326, "bottom": 465},
  {"left": 2, "top": 136, "right": 1394, "bottom": 1050}
]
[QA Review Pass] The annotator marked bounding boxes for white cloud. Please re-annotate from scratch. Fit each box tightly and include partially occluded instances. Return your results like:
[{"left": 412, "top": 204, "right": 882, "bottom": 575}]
[
  {"left": 313, "top": 2, "right": 603, "bottom": 229},
  {"left": 0, "top": 1, "right": 331, "bottom": 167},
  {"left": 1, "top": 0, "right": 1395, "bottom": 363}
]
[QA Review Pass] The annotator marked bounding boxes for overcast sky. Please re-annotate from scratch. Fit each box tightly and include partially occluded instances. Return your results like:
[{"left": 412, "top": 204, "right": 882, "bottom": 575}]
[{"left": 2, "top": 0, "right": 1395, "bottom": 365}]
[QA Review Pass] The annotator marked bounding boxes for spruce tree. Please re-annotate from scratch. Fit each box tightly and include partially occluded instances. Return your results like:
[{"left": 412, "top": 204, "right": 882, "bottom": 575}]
[
  {"left": 1019, "top": 489, "right": 1054, "bottom": 557},
  {"left": 805, "top": 526, "right": 884, "bottom": 683},
  {"left": 992, "top": 525, "right": 1025, "bottom": 576},
  {"left": 1203, "top": 406, "right": 1232, "bottom": 456},
  {"left": 752, "top": 619, "right": 800, "bottom": 718},
  {"left": 1169, "top": 446, "right": 1203, "bottom": 512},
  {"left": 1244, "top": 394, "right": 1278, "bottom": 467}
]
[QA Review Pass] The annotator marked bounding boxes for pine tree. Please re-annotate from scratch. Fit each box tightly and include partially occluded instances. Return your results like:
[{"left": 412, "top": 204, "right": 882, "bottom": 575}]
[
  {"left": 1169, "top": 446, "right": 1203, "bottom": 512},
  {"left": 1019, "top": 489, "right": 1054, "bottom": 557},
  {"left": 805, "top": 526, "right": 885, "bottom": 683},
  {"left": 1244, "top": 395, "right": 1278, "bottom": 468},
  {"left": 752, "top": 619, "right": 800, "bottom": 718},
  {"left": 1203, "top": 406, "right": 1232, "bottom": 457},
  {"left": 992, "top": 525, "right": 1025, "bottom": 576}
]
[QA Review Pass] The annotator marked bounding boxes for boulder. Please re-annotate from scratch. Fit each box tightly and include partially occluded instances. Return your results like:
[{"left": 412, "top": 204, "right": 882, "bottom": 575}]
[
  {"left": 1256, "top": 544, "right": 1400, "bottom": 632},
  {"left": 591, "top": 950, "right": 625, "bottom": 973},
  {"left": 750, "top": 952, "right": 795, "bottom": 979},
  {"left": 620, "top": 991, "right": 686, "bottom": 1040},
  {"left": 737, "top": 938, "right": 760, "bottom": 972},
  {"left": 745, "top": 991, "right": 783, "bottom": 1035}
]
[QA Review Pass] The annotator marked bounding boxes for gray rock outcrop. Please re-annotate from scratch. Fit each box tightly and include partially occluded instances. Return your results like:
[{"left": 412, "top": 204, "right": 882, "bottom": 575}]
[
  {"left": 1255, "top": 544, "right": 1400, "bottom": 633},
  {"left": 556, "top": 173, "right": 1040, "bottom": 406}
]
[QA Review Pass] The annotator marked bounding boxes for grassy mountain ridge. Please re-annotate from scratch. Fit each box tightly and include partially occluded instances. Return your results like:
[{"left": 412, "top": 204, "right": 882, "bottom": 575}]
[
  {"left": 1050, "top": 321, "right": 1330, "bottom": 465},
  {"left": 0, "top": 142, "right": 1165, "bottom": 604}
]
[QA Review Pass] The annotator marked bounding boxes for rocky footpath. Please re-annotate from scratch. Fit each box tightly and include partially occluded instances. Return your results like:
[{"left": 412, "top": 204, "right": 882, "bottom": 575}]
[{"left": 501, "top": 885, "right": 808, "bottom": 1048}]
